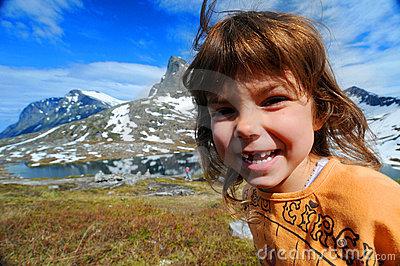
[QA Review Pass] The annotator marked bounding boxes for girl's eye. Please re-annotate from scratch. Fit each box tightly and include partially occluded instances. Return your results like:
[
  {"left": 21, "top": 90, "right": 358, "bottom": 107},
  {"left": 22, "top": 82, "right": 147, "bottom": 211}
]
[
  {"left": 209, "top": 107, "right": 235, "bottom": 118},
  {"left": 261, "top": 96, "right": 288, "bottom": 107}
]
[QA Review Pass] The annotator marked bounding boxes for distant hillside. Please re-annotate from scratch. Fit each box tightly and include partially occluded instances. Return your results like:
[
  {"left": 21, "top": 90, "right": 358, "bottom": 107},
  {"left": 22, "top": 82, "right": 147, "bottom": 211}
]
[{"left": 0, "top": 90, "right": 126, "bottom": 139}]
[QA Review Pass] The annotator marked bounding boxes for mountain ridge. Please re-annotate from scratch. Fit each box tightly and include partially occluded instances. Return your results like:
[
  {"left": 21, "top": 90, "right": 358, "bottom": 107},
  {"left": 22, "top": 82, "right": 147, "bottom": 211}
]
[
  {"left": 345, "top": 86, "right": 400, "bottom": 107},
  {"left": 0, "top": 89, "right": 125, "bottom": 139}
]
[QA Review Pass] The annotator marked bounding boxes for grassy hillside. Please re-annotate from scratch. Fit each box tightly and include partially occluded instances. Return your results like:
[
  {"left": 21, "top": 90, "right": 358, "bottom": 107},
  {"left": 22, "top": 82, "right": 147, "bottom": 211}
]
[{"left": 0, "top": 177, "right": 257, "bottom": 265}]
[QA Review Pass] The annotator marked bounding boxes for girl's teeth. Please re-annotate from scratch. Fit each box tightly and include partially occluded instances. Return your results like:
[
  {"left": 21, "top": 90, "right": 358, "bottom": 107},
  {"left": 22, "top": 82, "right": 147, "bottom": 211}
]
[
  {"left": 242, "top": 150, "right": 277, "bottom": 164},
  {"left": 242, "top": 150, "right": 274, "bottom": 160}
]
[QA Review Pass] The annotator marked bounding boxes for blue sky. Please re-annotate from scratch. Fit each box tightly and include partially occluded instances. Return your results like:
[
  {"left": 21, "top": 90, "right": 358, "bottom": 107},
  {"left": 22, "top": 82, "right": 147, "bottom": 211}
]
[{"left": 0, "top": 0, "right": 400, "bottom": 132}]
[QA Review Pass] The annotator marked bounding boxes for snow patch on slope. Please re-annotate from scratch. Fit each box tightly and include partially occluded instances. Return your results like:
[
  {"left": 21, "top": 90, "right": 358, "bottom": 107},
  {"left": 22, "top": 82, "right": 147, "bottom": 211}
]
[
  {"left": 154, "top": 94, "right": 195, "bottom": 117},
  {"left": 106, "top": 104, "right": 137, "bottom": 141},
  {"left": 81, "top": 90, "right": 126, "bottom": 106},
  {"left": 0, "top": 126, "right": 61, "bottom": 153}
]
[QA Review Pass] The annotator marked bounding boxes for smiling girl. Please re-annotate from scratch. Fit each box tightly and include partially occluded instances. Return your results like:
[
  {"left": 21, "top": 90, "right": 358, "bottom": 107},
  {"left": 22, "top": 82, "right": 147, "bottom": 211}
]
[{"left": 183, "top": 1, "right": 400, "bottom": 265}]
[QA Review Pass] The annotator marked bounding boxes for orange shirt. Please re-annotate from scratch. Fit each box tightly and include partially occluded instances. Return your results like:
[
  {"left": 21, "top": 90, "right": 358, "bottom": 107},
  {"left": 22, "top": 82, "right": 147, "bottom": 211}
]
[{"left": 243, "top": 157, "right": 400, "bottom": 265}]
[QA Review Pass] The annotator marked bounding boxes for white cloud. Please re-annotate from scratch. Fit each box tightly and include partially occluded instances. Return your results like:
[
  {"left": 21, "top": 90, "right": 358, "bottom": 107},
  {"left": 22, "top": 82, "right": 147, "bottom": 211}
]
[
  {"left": 0, "top": 62, "right": 165, "bottom": 131},
  {"left": 154, "top": 0, "right": 400, "bottom": 96},
  {"left": 0, "top": 0, "right": 83, "bottom": 40}
]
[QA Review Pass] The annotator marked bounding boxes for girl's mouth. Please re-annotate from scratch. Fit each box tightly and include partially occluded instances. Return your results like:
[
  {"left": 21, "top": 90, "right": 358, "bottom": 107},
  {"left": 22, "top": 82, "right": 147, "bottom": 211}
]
[
  {"left": 242, "top": 149, "right": 282, "bottom": 171},
  {"left": 241, "top": 149, "right": 281, "bottom": 164}
]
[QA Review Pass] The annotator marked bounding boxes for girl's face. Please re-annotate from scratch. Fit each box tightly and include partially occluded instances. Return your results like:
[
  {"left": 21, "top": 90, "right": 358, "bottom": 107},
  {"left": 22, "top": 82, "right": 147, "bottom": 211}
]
[{"left": 207, "top": 74, "right": 320, "bottom": 193}]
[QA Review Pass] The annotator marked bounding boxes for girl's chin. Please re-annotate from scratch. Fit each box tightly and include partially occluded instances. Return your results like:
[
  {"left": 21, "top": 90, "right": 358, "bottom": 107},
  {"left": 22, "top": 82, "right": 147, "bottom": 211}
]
[{"left": 245, "top": 175, "right": 282, "bottom": 190}]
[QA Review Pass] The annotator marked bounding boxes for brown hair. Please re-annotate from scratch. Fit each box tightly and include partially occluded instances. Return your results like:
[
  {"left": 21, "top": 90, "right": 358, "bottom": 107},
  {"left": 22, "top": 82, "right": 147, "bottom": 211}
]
[{"left": 183, "top": 1, "right": 381, "bottom": 204}]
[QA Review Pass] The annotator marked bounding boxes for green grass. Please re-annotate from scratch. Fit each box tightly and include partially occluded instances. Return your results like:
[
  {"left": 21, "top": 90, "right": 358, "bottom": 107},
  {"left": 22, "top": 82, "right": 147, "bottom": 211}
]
[{"left": 0, "top": 178, "right": 257, "bottom": 265}]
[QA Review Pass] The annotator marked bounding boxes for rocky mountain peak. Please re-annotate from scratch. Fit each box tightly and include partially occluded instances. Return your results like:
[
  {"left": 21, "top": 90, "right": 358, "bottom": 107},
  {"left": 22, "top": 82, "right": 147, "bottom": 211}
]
[
  {"left": 165, "top": 56, "right": 187, "bottom": 78},
  {"left": 148, "top": 56, "right": 189, "bottom": 98},
  {"left": 345, "top": 86, "right": 400, "bottom": 107}
]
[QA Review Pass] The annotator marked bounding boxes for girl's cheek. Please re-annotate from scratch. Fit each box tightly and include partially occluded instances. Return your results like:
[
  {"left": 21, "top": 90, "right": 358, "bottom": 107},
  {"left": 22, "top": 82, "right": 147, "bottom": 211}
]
[{"left": 211, "top": 122, "right": 231, "bottom": 159}]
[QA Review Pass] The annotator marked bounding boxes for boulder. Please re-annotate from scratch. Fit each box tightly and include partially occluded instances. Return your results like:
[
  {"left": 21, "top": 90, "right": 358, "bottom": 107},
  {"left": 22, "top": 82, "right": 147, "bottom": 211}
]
[{"left": 229, "top": 220, "right": 253, "bottom": 240}]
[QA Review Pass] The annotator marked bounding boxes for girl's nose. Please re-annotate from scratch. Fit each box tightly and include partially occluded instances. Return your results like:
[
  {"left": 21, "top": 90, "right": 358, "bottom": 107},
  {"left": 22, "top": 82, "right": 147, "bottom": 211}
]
[{"left": 234, "top": 114, "right": 261, "bottom": 141}]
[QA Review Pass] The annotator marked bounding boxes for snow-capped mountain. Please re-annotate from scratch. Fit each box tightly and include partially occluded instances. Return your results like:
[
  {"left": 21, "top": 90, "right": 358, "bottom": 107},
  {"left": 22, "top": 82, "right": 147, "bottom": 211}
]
[
  {"left": 0, "top": 56, "right": 196, "bottom": 166},
  {"left": 0, "top": 90, "right": 126, "bottom": 139},
  {"left": 345, "top": 86, "right": 400, "bottom": 169},
  {"left": 80, "top": 90, "right": 127, "bottom": 106}
]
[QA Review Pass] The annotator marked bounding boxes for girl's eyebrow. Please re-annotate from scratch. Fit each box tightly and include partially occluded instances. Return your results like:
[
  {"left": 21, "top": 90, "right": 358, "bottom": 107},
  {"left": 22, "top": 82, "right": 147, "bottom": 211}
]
[
  {"left": 251, "top": 84, "right": 290, "bottom": 98},
  {"left": 206, "top": 81, "right": 294, "bottom": 105},
  {"left": 206, "top": 94, "right": 229, "bottom": 105}
]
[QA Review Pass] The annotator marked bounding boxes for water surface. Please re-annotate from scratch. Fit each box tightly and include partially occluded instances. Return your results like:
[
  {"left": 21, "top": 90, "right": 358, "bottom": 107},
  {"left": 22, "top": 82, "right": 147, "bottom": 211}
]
[{"left": 5, "top": 152, "right": 201, "bottom": 179}]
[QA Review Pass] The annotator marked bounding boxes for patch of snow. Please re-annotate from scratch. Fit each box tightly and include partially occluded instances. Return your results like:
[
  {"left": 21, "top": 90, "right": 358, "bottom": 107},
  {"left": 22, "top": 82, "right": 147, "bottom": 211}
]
[
  {"left": 0, "top": 126, "right": 61, "bottom": 153},
  {"left": 151, "top": 147, "right": 170, "bottom": 153},
  {"left": 106, "top": 104, "right": 137, "bottom": 141},
  {"left": 154, "top": 94, "right": 195, "bottom": 117},
  {"left": 142, "top": 145, "right": 151, "bottom": 153},
  {"left": 66, "top": 95, "right": 79, "bottom": 103},
  {"left": 177, "top": 146, "right": 195, "bottom": 151},
  {"left": 81, "top": 90, "right": 126, "bottom": 106},
  {"left": 30, "top": 152, "right": 48, "bottom": 162},
  {"left": 49, "top": 153, "right": 87, "bottom": 164},
  {"left": 10, "top": 152, "right": 24, "bottom": 158},
  {"left": 140, "top": 135, "right": 174, "bottom": 144},
  {"left": 185, "top": 132, "right": 195, "bottom": 138},
  {"left": 145, "top": 108, "right": 162, "bottom": 117}
]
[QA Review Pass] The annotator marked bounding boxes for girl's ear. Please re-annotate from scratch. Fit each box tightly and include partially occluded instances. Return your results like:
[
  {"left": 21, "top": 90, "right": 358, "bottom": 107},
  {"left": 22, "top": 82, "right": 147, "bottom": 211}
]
[
  {"left": 313, "top": 117, "right": 324, "bottom": 131},
  {"left": 311, "top": 98, "right": 324, "bottom": 131}
]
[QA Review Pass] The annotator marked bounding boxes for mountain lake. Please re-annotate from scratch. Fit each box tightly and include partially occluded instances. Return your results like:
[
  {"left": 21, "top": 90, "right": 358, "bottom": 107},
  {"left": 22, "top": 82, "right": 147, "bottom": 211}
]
[
  {"left": 4, "top": 153, "right": 400, "bottom": 180},
  {"left": 4, "top": 152, "right": 202, "bottom": 179}
]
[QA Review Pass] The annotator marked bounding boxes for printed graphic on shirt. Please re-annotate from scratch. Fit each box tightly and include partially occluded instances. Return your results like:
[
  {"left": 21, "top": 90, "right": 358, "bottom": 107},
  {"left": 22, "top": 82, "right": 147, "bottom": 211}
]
[{"left": 244, "top": 188, "right": 383, "bottom": 265}]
